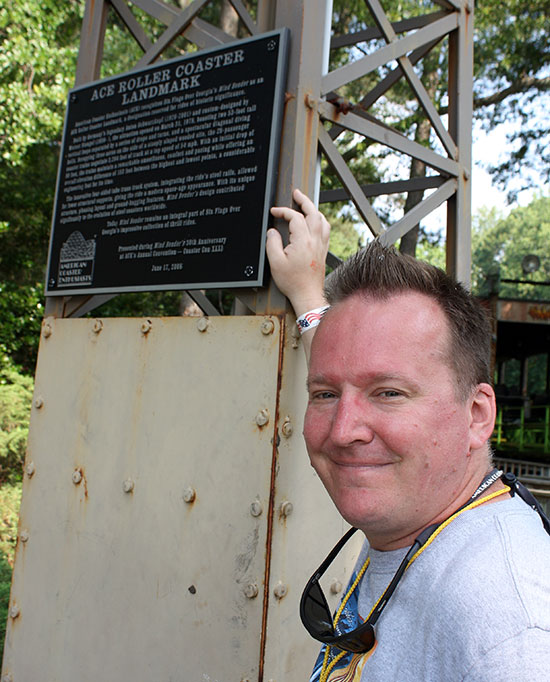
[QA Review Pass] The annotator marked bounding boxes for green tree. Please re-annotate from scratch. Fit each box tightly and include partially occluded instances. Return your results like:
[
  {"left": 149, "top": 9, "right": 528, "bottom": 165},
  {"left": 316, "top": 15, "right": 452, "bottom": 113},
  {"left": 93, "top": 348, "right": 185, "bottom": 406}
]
[{"left": 471, "top": 194, "right": 550, "bottom": 299}]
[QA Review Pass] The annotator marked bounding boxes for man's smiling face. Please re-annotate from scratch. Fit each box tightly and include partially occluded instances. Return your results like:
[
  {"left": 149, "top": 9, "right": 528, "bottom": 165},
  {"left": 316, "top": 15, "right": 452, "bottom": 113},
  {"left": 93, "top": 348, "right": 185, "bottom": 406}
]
[{"left": 304, "top": 291, "right": 491, "bottom": 550}]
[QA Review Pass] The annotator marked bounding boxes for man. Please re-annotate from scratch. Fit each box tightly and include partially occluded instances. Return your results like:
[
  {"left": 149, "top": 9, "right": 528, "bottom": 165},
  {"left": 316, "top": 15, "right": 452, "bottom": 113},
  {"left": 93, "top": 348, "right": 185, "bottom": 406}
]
[{"left": 266, "top": 190, "right": 550, "bottom": 681}]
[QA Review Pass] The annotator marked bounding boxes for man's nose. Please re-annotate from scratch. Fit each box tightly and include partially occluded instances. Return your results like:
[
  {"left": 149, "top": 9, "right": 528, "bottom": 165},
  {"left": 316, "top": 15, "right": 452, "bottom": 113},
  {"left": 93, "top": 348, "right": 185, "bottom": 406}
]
[{"left": 329, "top": 393, "right": 375, "bottom": 447}]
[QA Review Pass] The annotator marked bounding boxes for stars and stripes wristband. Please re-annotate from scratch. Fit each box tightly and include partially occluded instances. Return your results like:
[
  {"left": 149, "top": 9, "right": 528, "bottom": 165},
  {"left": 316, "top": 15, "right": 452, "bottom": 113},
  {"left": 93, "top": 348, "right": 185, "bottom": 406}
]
[{"left": 296, "top": 306, "right": 330, "bottom": 334}]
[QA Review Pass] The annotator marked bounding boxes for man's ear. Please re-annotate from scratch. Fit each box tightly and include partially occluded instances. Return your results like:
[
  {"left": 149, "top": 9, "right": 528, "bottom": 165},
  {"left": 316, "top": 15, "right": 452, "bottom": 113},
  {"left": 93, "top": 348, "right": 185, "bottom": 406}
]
[{"left": 468, "top": 383, "right": 496, "bottom": 450}]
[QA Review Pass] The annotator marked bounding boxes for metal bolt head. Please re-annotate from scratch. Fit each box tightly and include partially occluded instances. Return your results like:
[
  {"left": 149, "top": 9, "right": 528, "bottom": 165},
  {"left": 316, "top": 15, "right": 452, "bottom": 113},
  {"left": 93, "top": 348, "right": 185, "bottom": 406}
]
[
  {"left": 25, "top": 461, "right": 35, "bottom": 478},
  {"left": 92, "top": 319, "right": 103, "bottom": 334},
  {"left": 243, "top": 583, "right": 258, "bottom": 599},
  {"left": 255, "top": 409, "right": 269, "bottom": 427},
  {"left": 261, "top": 318, "right": 274, "bottom": 335},
  {"left": 72, "top": 469, "right": 82, "bottom": 485},
  {"left": 42, "top": 323, "right": 52, "bottom": 338},
  {"left": 280, "top": 501, "right": 293, "bottom": 518},
  {"left": 250, "top": 500, "right": 263, "bottom": 517},
  {"left": 330, "top": 579, "right": 343, "bottom": 595},
  {"left": 140, "top": 319, "right": 152, "bottom": 334},
  {"left": 19, "top": 530, "right": 29, "bottom": 543},
  {"left": 273, "top": 581, "right": 287, "bottom": 600},
  {"left": 34, "top": 396, "right": 44, "bottom": 409},
  {"left": 122, "top": 479, "right": 134, "bottom": 493},
  {"left": 2, "top": 673, "right": 13, "bottom": 682},
  {"left": 281, "top": 417, "right": 293, "bottom": 437},
  {"left": 9, "top": 605, "right": 20, "bottom": 619},
  {"left": 182, "top": 487, "right": 196, "bottom": 503},
  {"left": 196, "top": 316, "right": 209, "bottom": 332}
]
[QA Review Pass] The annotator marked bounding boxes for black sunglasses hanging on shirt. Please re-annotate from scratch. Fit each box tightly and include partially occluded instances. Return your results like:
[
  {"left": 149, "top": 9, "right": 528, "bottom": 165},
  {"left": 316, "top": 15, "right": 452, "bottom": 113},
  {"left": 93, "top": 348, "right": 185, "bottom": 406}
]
[{"left": 300, "top": 469, "right": 550, "bottom": 654}]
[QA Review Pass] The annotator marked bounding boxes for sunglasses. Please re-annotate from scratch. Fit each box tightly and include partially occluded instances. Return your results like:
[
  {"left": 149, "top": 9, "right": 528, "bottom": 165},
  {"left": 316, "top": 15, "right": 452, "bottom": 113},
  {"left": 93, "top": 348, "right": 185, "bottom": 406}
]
[
  {"left": 301, "top": 469, "right": 550, "bottom": 655},
  {"left": 299, "top": 523, "right": 438, "bottom": 654}
]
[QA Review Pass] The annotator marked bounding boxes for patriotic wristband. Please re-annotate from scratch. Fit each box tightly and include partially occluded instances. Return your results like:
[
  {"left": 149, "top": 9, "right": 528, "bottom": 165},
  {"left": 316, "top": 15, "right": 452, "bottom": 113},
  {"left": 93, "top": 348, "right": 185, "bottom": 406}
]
[{"left": 296, "top": 306, "right": 330, "bottom": 334}]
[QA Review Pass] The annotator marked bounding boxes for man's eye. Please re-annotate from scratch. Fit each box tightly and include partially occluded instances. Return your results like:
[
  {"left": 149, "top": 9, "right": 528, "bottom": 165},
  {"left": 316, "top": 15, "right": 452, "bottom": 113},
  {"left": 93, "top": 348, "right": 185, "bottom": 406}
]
[
  {"left": 378, "top": 390, "right": 402, "bottom": 398},
  {"left": 311, "top": 391, "right": 336, "bottom": 400}
]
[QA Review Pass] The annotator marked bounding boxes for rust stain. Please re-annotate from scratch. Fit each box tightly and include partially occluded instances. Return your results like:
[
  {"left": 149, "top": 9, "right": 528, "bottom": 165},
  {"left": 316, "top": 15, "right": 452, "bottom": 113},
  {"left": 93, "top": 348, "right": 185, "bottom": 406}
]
[
  {"left": 258, "top": 314, "right": 285, "bottom": 682},
  {"left": 302, "top": 93, "right": 317, "bottom": 186}
]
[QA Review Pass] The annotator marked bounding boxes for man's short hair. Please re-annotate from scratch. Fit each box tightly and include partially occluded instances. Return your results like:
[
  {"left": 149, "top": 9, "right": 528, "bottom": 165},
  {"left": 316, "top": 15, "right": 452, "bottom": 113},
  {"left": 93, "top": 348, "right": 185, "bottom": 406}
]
[{"left": 324, "top": 240, "right": 492, "bottom": 401}]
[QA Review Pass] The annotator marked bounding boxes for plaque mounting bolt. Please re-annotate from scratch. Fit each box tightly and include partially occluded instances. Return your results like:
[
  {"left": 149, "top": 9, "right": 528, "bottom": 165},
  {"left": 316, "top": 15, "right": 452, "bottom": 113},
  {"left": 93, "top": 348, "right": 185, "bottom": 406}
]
[
  {"left": 122, "top": 479, "right": 135, "bottom": 493},
  {"left": 25, "top": 462, "right": 35, "bottom": 478},
  {"left": 243, "top": 583, "right": 258, "bottom": 599},
  {"left": 250, "top": 500, "right": 263, "bottom": 517},
  {"left": 261, "top": 319, "right": 274, "bottom": 335},
  {"left": 72, "top": 469, "right": 82, "bottom": 485},
  {"left": 281, "top": 417, "right": 293, "bottom": 437},
  {"left": 2, "top": 673, "right": 13, "bottom": 682},
  {"left": 182, "top": 487, "right": 196, "bottom": 503},
  {"left": 141, "top": 320, "right": 152, "bottom": 335},
  {"left": 19, "top": 530, "right": 29, "bottom": 543},
  {"left": 255, "top": 409, "right": 269, "bottom": 427},
  {"left": 34, "top": 396, "right": 44, "bottom": 409},
  {"left": 9, "top": 605, "right": 20, "bottom": 620},
  {"left": 197, "top": 317, "right": 209, "bottom": 332},
  {"left": 42, "top": 323, "right": 52, "bottom": 338},
  {"left": 274, "top": 581, "right": 288, "bottom": 600},
  {"left": 92, "top": 319, "right": 103, "bottom": 334},
  {"left": 280, "top": 501, "right": 293, "bottom": 518}
]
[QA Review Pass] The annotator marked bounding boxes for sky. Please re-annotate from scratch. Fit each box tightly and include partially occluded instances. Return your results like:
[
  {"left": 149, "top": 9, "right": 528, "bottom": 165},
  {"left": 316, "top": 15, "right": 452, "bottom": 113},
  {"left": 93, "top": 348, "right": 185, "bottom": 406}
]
[{"left": 423, "top": 121, "right": 548, "bottom": 235}]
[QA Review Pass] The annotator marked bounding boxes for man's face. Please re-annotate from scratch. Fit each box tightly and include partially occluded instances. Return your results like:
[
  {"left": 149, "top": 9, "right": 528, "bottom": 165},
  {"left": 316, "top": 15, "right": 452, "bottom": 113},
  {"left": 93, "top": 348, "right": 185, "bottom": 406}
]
[{"left": 304, "top": 291, "right": 489, "bottom": 549}]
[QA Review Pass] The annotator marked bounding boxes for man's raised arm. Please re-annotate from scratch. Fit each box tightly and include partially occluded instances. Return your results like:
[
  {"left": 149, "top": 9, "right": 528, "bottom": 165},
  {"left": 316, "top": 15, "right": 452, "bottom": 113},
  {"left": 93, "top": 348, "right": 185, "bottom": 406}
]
[{"left": 267, "top": 189, "right": 330, "bottom": 359}]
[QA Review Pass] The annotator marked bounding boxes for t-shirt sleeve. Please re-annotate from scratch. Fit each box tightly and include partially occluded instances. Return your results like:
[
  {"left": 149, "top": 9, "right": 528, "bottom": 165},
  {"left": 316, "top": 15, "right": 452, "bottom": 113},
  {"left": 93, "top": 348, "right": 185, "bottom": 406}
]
[{"left": 462, "top": 627, "right": 550, "bottom": 682}]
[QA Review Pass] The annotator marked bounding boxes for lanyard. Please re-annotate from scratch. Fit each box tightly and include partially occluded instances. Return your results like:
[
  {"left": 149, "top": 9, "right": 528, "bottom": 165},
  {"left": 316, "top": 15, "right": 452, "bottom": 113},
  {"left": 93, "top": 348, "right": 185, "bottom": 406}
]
[{"left": 319, "top": 469, "right": 508, "bottom": 682}]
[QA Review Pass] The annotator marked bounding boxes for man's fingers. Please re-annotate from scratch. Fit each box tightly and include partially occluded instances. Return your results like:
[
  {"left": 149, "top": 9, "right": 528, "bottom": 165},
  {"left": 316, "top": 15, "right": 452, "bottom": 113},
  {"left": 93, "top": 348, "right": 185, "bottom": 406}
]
[
  {"left": 292, "top": 188, "right": 317, "bottom": 215},
  {"left": 265, "top": 228, "right": 285, "bottom": 264}
]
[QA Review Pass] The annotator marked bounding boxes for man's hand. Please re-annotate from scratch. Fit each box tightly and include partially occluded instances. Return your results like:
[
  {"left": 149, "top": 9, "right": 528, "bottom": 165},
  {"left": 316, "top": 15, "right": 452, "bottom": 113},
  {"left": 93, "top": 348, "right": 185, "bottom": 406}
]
[{"left": 267, "top": 188, "right": 330, "bottom": 318}]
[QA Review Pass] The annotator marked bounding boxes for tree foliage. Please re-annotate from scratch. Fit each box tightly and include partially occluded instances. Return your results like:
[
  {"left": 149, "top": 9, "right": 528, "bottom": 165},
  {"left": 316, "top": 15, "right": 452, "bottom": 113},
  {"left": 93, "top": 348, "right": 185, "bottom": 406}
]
[
  {"left": 471, "top": 194, "right": 550, "bottom": 299},
  {"left": 473, "top": 0, "right": 550, "bottom": 199},
  {"left": 0, "top": 365, "right": 33, "bottom": 483}
]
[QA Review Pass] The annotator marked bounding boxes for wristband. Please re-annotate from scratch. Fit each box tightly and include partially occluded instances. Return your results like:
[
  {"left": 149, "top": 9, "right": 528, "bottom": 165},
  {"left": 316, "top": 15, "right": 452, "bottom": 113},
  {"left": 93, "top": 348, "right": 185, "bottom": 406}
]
[{"left": 296, "top": 306, "right": 330, "bottom": 334}]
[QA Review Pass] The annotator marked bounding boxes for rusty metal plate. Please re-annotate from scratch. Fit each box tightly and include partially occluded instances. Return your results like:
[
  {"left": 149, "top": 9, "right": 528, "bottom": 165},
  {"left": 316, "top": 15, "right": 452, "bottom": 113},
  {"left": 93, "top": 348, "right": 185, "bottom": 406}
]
[
  {"left": 3, "top": 316, "right": 281, "bottom": 682},
  {"left": 262, "top": 317, "right": 363, "bottom": 681}
]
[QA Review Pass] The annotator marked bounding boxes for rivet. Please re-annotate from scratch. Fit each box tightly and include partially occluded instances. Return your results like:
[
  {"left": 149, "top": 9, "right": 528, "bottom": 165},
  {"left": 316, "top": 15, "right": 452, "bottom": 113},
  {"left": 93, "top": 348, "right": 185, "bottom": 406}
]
[
  {"left": 197, "top": 316, "right": 209, "bottom": 332},
  {"left": 330, "top": 579, "right": 343, "bottom": 595},
  {"left": 273, "top": 581, "right": 287, "bottom": 600},
  {"left": 255, "top": 409, "right": 269, "bottom": 427},
  {"left": 182, "top": 487, "right": 196, "bottom": 503},
  {"left": 19, "top": 530, "right": 29, "bottom": 543},
  {"left": 243, "top": 583, "right": 258, "bottom": 599},
  {"left": 2, "top": 673, "right": 13, "bottom": 682},
  {"left": 250, "top": 500, "right": 263, "bottom": 517},
  {"left": 122, "top": 479, "right": 134, "bottom": 493},
  {"left": 25, "top": 462, "right": 35, "bottom": 478},
  {"left": 42, "top": 323, "right": 52, "bottom": 338},
  {"left": 280, "top": 501, "right": 293, "bottom": 517},
  {"left": 261, "top": 318, "right": 274, "bottom": 335},
  {"left": 141, "top": 319, "right": 152, "bottom": 334},
  {"left": 72, "top": 470, "right": 82, "bottom": 485},
  {"left": 34, "top": 396, "right": 44, "bottom": 409},
  {"left": 281, "top": 417, "right": 293, "bottom": 437},
  {"left": 188, "top": 585, "right": 197, "bottom": 594},
  {"left": 92, "top": 319, "right": 103, "bottom": 334},
  {"left": 9, "top": 605, "right": 20, "bottom": 619}
]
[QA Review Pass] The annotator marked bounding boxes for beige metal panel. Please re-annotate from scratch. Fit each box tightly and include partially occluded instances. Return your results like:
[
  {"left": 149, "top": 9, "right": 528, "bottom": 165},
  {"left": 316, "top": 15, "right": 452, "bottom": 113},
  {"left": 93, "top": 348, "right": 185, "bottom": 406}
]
[
  {"left": 262, "top": 317, "right": 363, "bottom": 681},
  {"left": 3, "top": 316, "right": 282, "bottom": 682}
]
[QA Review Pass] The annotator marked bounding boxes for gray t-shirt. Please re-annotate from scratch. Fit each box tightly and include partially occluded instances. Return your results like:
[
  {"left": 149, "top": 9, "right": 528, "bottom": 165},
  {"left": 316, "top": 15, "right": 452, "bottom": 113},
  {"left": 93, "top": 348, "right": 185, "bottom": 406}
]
[{"left": 354, "top": 495, "right": 550, "bottom": 681}]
